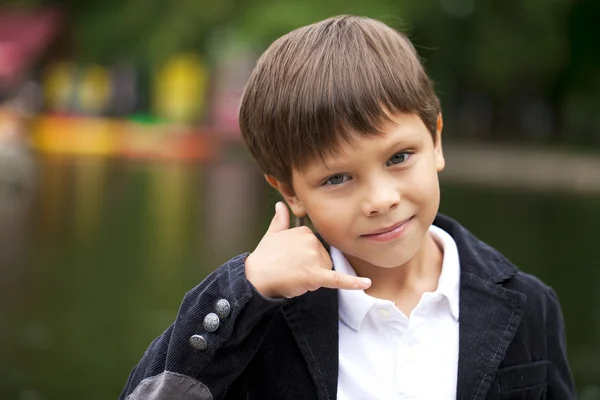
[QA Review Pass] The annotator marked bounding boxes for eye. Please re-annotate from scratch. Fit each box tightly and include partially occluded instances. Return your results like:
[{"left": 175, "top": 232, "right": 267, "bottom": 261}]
[
  {"left": 323, "top": 174, "right": 350, "bottom": 186},
  {"left": 386, "top": 152, "right": 411, "bottom": 166}
]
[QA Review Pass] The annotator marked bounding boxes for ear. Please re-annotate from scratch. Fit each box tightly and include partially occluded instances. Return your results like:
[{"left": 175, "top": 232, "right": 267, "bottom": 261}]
[
  {"left": 264, "top": 175, "right": 308, "bottom": 218},
  {"left": 434, "top": 114, "right": 445, "bottom": 172}
]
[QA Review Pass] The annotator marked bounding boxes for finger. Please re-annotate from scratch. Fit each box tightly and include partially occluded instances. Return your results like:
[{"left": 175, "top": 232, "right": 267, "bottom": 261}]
[
  {"left": 314, "top": 269, "right": 371, "bottom": 290},
  {"left": 266, "top": 201, "right": 290, "bottom": 234}
]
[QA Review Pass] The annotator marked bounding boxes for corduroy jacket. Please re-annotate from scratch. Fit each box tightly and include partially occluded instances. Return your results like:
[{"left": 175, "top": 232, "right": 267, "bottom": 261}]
[{"left": 120, "top": 214, "right": 575, "bottom": 400}]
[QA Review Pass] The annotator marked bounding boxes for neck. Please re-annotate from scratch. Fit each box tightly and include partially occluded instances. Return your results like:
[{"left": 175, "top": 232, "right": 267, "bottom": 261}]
[{"left": 346, "top": 232, "right": 443, "bottom": 303}]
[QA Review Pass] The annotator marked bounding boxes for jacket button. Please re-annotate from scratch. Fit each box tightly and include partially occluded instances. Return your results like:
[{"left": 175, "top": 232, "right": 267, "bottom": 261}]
[
  {"left": 203, "top": 313, "right": 220, "bottom": 332},
  {"left": 189, "top": 335, "right": 207, "bottom": 350},
  {"left": 215, "top": 299, "right": 231, "bottom": 319}
]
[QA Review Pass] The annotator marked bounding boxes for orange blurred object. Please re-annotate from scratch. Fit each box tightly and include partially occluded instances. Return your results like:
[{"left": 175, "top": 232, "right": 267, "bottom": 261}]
[
  {"left": 119, "top": 121, "right": 218, "bottom": 162},
  {"left": 30, "top": 114, "right": 219, "bottom": 161}
]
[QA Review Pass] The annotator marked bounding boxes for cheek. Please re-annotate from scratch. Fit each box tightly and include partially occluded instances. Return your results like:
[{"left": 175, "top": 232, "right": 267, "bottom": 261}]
[
  {"left": 405, "top": 161, "right": 440, "bottom": 204},
  {"left": 304, "top": 196, "right": 352, "bottom": 237}
]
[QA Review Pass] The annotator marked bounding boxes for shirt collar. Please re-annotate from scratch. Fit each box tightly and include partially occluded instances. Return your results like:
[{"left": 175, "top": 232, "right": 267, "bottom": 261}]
[
  {"left": 429, "top": 225, "right": 461, "bottom": 321},
  {"left": 332, "top": 224, "right": 461, "bottom": 330},
  {"left": 332, "top": 247, "right": 378, "bottom": 332}
]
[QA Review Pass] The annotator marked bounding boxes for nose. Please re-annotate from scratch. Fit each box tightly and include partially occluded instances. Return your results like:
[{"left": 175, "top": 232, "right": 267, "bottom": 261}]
[{"left": 361, "top": 180, "right": 400, "bottom": 217}]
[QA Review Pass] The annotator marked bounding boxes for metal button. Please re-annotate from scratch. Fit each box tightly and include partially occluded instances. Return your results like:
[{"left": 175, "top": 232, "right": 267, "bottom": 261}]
[
  {"left": 215, "top": 299, "right": 231, "bottom": 319},
  {"left": 203, "top": 313, "right": 220, "bottom": 332},
  {"left": 189, "top": 334, "right": 207, "bottom": 350}
]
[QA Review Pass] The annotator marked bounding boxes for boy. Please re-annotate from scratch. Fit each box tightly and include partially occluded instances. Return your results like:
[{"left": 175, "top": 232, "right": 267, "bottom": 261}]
[{"left": 120, "top": 15, "right": 575, "bottom": 399}]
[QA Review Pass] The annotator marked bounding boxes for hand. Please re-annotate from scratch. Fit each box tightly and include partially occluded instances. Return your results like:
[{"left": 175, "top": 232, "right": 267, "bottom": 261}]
[{"left": 245, "top": 202, "right": 371, "bottom": 299}]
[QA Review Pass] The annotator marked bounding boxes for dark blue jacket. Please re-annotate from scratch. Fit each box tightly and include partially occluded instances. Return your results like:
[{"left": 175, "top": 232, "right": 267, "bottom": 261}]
[{"left": 120, "top": 214, "right": 575, "bottom": 399}]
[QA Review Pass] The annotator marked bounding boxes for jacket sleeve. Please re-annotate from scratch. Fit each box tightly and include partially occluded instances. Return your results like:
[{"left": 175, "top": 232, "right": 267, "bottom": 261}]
[
  {"left": 119, "top": 253, "right": 285, "bottom": 400},
  {"left": 545, "top": 287, "right": 576, "bottom": 399}
]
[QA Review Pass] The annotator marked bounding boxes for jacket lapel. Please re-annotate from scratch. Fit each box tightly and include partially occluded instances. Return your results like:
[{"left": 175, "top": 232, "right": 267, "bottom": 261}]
[
  {"left": 456, "top": 272, "right": 526, "bottom": 399},
  {"left": 282, "top": 287, "right": 339, "bottom": 400},
  {"left": 434, "top": 214, "right": 527, "bottom": 400}
]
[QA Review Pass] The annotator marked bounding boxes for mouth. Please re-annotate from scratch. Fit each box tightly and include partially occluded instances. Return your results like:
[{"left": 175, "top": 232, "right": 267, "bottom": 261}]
[{"left": 361, "top": 216, "right": 414, "bottom": 242}]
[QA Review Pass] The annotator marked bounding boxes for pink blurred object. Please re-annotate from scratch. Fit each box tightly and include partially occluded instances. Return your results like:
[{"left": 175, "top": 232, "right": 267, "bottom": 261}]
[{"left": 0, "top": 7, "right": 62, "bottom": 82}]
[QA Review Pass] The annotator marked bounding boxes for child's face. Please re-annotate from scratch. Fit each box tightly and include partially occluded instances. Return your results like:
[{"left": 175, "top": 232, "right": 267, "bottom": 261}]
[{"left": 278, "top": 113, "right": 444, "bottom": 269}]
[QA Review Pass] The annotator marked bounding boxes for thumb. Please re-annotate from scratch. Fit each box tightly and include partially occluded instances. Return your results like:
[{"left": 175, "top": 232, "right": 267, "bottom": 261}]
[{"left": 266, "top": 202, "right": 290, "bottom": 234}]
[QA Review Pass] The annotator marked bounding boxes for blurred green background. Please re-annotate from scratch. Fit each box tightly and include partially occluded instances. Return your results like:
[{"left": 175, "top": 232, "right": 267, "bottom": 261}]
[{"left": 0, "top": 0, "right": 599, "bottom": 399}]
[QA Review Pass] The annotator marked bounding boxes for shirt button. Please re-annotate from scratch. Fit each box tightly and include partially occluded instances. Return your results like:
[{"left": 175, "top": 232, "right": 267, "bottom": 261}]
[
  {"left": 203, "top": 313, "right": 220, "bottom": 332},
  {"left": 378, "top": 309, "right": 390, "bottom": 319},
  {"left": 189, "top": 334, "right": 207, "bottom": 350},
  {"left": 215, "top": 299, "right": 231, "bottom": 319}
]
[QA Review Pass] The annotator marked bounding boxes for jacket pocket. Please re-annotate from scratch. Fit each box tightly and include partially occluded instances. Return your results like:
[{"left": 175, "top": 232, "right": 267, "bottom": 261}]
[{"left": 490, "top": 360, "right": 549, "bottom": 399}]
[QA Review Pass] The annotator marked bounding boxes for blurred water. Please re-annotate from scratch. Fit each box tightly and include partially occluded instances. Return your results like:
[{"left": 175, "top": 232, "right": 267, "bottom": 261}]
[{"left": 0, "top": 154, "right": 598, "bottom": 399}]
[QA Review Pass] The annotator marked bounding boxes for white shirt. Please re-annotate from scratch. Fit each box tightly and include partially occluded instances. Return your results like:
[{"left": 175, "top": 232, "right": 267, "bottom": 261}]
[{"left": 335, "top": 225, "right": 460, "bottom": 400}]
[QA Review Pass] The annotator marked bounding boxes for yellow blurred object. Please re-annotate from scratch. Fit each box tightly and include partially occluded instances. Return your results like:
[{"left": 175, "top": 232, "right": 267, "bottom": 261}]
[
  {"left": 153, "top": 53, "right": 208, "bottom": 124},
  {"left": 79, "top": 65, "right": 111, "bottom": 114},
  {"left": 31, "top": 115, "right": 121, "bottom": 156},
  {"left": 43, "top": 62, "right": 111, "bottom": 114},
  {"left": 43, "top": 61, "right": 74, "bottom": 112}
]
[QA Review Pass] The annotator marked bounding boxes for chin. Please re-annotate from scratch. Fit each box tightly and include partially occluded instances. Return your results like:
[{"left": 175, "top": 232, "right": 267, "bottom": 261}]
[{"left": 374, "top": 245, "right": 420, "bottom": 267}]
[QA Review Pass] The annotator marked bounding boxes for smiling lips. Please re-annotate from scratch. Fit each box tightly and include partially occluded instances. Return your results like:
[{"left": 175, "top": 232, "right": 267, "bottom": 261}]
[{"left": 361, "top": 216, "right": 414, "bottom": 242}]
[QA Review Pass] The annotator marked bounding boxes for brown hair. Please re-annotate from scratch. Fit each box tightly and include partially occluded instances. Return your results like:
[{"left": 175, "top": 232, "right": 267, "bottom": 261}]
[{"left": 239, "top": 15, "right": 440, "bottom": 186}]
